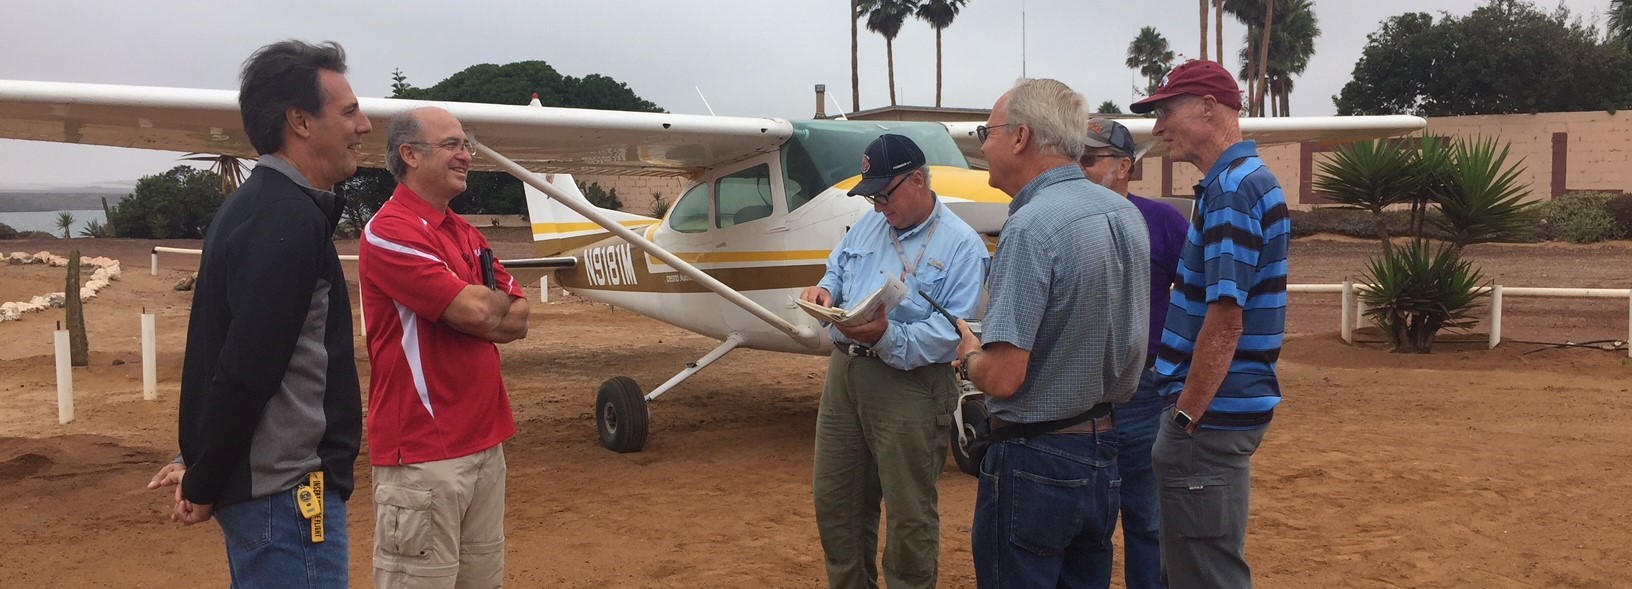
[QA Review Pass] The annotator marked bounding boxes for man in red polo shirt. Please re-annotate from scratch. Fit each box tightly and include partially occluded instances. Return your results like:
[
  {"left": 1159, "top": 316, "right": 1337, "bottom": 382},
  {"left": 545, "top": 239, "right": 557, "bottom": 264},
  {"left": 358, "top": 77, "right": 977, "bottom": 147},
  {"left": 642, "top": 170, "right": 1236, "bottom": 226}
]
[{"left": 359, "top": 106, "right": 529, "bottom": 588}]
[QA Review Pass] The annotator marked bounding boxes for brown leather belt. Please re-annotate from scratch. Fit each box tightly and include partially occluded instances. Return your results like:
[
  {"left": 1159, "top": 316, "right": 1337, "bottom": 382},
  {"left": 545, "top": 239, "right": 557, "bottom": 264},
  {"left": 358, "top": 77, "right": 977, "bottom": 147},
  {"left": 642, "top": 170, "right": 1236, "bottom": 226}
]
[{"left": 990, "top": 414, "right": 1115, "bottom": 435}]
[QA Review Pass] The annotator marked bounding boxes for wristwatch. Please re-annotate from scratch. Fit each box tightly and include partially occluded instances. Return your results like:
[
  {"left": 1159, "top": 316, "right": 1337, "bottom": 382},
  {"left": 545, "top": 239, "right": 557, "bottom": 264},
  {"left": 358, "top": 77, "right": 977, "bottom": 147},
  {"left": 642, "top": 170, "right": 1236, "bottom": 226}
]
[{"left": 1172, "top": 409, "right": 1199, "bottom": 434}]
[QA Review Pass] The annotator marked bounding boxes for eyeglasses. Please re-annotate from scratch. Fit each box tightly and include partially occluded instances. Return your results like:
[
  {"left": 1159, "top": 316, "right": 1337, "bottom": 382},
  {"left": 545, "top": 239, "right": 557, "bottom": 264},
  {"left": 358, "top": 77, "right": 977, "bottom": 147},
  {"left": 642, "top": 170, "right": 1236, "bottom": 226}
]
[
  {"left": 861, "top": 172, "right": 913, "bottom": 206},
  {"left": 976, "top": 123, "right": 1014, "bottom": 143},
  {"left": 411, "top": 138, "right": 477, "bottom": 154}
]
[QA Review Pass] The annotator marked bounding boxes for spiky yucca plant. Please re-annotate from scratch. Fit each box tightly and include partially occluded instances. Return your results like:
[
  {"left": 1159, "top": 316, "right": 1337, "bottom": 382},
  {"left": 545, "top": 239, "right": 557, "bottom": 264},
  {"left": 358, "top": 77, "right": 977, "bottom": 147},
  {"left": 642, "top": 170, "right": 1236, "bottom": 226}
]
[
  {"left": 1359, "top": 239, "right": 1487, "bottom": 353},
  {"left": 1430, "top": 137, "right": 1538, "bottom": 254},
  {"left": 1312, "top": 138, "right": 1422, "bottom": 251}
]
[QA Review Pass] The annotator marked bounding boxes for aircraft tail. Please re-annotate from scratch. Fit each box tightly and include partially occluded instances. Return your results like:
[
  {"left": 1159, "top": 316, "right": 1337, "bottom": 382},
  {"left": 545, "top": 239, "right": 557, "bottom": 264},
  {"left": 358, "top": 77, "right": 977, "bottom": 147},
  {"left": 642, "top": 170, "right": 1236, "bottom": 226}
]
[{"left": 525, "top": 173, "right": 659, "bottom": 256}]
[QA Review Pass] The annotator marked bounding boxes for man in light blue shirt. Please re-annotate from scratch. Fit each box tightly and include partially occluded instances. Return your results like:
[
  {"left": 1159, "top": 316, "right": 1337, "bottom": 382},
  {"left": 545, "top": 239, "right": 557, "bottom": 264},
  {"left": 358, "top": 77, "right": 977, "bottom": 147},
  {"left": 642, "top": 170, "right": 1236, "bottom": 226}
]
[{"left": 801, "top": 133, "right": 989, "bottom": 589}]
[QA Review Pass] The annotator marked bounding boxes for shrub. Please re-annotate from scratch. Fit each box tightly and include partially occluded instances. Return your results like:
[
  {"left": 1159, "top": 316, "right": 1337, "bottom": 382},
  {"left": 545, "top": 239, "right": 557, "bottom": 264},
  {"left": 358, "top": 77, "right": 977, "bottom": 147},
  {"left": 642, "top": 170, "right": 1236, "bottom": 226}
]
[
  {"left": 16, "top": 230, "right": 57, "bottom": 239},
  {"left": 1604, "top": 194, "right": 1632, "bottom": 240},
  {"left": 110, "top": 165, "right": 225, "bottom": 239},
  {"left": 1360, "top": 239, "right": 1486, "bottom": 353},
  {"left": 578, "top": 182, "right": 623, "bottom": 211},
  {"left": 78, "top": 220, "right": 109, "bottom": 238},
  {"left": 1539, "top": 192, "right": 1622, "bottom": 244},
  {"left": 0, "top": 222, "right": 17, "bottom": 240}
]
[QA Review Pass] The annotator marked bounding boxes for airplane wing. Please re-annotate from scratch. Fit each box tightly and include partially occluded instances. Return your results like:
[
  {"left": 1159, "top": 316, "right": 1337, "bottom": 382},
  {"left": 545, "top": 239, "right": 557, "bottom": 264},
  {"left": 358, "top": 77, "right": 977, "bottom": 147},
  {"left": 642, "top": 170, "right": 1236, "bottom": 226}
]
[
  {"left": 0, "top": 80, "right": 793, "bottom": 177},
  {"left": 945, "top": 114, "right": 1428, "bottom": 164}
]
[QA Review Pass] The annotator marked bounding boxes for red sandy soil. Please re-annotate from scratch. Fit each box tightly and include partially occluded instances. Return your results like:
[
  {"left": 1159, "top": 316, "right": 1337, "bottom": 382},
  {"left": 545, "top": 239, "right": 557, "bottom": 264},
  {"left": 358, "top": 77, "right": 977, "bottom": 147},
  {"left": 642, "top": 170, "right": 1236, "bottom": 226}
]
[{"left": 0, "top": 234, "right": 1628, "bottom": 588}]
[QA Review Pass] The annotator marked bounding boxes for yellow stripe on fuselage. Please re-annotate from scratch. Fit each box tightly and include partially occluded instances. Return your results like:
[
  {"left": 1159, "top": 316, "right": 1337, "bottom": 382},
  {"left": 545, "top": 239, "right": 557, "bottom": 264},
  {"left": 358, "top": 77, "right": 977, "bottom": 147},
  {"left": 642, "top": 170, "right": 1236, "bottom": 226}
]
[{"left": 532, "top": 219, "right": 658, "bottom": 235}]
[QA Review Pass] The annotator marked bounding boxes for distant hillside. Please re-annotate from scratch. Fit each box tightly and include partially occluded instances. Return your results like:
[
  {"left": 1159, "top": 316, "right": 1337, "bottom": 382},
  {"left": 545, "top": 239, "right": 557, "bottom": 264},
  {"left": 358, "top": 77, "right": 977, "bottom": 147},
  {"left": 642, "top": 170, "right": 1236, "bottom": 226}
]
[{"left": 0, "top": 187, "right": 131, "bottom": 212}]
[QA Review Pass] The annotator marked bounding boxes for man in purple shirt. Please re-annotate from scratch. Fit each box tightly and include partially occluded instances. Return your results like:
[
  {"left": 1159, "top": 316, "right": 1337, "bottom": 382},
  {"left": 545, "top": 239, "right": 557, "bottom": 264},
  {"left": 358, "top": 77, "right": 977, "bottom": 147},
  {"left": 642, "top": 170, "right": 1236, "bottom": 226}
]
[{"left": 1080, "top": 117, "right": 1190, "bottom": 589}]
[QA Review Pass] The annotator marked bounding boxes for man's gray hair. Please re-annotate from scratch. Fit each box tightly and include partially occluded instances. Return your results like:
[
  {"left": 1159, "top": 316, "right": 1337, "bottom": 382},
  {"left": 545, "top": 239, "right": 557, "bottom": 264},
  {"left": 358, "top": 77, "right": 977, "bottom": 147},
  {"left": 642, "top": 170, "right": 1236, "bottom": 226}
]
[
  {"left": 1004, "top": 78, "right": 1089, "bottom": 160},
  {"left": 384, "top": 109, "right": 427, "bottom": 181}
]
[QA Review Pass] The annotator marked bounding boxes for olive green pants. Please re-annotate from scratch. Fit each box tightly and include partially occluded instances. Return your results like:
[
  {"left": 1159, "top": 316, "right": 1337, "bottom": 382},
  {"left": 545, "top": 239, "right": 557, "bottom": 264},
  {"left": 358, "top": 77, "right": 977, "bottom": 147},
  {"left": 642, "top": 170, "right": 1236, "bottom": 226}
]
[{"left": 814, "top": 351, "right": 956, "bottom": 589}]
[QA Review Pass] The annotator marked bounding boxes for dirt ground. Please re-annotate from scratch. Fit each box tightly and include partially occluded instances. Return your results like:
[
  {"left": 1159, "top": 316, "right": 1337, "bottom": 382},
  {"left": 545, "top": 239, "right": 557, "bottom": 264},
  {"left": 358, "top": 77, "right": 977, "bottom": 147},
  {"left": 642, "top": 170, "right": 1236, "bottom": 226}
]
[{"left": 0, "top": 234, "right": 1628, "bottom": 588}]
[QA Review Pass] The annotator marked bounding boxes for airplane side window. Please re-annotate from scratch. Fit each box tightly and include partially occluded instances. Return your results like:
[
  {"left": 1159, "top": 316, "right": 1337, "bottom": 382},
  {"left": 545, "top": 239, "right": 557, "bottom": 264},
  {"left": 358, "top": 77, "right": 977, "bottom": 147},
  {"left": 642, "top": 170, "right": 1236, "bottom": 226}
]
[
  {"left": 668, "top": 182, "right": 710, "bottom": 234},
  {"left": 782, "top": 142, "right": 822, "bottom": 212},
  {"left": 715, "top": 164, "right": 773, "bottom": 228}
]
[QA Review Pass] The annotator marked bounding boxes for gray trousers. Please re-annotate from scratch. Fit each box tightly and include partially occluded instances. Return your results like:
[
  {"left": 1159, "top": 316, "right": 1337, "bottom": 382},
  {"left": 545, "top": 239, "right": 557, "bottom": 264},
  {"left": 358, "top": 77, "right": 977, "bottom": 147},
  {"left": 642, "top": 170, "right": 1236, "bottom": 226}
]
[
  {"left": 1151, "top": 411, "right": 1268, "bottom": 589},
  {"left": 813, "top": 351, "right": 956, "bottom": 589}
]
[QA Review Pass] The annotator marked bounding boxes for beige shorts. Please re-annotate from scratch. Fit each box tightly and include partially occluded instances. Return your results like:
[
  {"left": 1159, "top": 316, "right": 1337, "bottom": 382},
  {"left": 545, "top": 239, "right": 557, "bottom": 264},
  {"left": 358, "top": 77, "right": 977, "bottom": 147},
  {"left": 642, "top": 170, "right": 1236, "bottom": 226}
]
[{"left": 373, "top": 444, "right": 506, "bottom": 589}]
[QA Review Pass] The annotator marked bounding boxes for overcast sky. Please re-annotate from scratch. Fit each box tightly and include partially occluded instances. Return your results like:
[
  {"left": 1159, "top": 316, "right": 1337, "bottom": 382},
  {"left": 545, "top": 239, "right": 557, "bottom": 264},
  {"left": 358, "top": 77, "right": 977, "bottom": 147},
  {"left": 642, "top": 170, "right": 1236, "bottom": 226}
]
[{"left": 0, "top": 0, "right": 1615, "bottom": 188}]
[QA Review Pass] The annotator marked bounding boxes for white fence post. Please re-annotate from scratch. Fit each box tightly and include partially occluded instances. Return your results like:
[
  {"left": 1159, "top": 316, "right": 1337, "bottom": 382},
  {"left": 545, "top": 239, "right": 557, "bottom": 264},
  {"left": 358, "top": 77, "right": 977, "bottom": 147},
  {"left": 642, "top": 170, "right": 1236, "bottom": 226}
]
[
  {"left": 150, "top": 249, "right": 158, "bottom": 276},
  {"left": 1340, "top": 278, "right": 1354, "bottom": 344},
  {"left": 54, "top": 329, "right": 74, "bottom": 424},
  {"left": 141, "top": 311, "right": 157, "bottom": 401},
  {"left": 1488, "top": 285, "right": 1503, "bottom": 349},
  {"left": 539, "top": 276, "right": 550, "bottom": 303},
  {"left": 1626, "top": 290, "right": 1631, "bottom": 358}
]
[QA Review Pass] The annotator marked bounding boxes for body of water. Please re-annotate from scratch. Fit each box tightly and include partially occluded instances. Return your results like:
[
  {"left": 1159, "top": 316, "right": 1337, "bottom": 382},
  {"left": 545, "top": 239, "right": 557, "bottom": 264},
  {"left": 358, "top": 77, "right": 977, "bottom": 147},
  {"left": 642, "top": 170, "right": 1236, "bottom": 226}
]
[{"left": 0, "top": 210, "right": 108, "bottom": 237}]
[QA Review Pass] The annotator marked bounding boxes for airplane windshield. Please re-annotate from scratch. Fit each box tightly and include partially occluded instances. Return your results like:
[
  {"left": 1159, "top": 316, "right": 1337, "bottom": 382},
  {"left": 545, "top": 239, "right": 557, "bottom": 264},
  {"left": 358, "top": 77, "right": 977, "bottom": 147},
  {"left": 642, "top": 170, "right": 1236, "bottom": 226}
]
[{"left": 782, "top": 121, "right": 970, "bottom": 212}]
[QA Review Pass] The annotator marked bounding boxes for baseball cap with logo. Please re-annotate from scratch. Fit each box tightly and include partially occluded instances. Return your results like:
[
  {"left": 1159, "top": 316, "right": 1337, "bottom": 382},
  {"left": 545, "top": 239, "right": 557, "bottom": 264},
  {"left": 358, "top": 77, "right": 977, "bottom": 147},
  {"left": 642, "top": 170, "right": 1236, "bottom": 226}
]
[
  {"left": 1129, "top": 59, "right": 1242, "bottom": 114},
  {"left": 848, "top": 133, "right": 927, "bottom": 197},
  {"left": 1085, "top": 118, "right": 1136, "bottom": 159}
]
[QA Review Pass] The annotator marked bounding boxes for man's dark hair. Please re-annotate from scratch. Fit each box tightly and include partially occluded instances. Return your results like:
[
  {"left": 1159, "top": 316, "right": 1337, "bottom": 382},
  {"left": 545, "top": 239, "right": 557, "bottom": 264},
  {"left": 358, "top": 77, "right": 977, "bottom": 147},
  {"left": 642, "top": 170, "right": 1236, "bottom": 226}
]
[{"left": 238, "top": 40, "right": 348, "bottom": 155}]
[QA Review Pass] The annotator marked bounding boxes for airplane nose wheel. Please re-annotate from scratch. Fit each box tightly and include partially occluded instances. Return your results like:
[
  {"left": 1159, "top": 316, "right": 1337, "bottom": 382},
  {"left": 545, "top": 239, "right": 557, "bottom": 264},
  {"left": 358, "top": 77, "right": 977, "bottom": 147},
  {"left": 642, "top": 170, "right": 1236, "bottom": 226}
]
[{"left": 596, "top": 376, "right": 649, "bottom": 453}]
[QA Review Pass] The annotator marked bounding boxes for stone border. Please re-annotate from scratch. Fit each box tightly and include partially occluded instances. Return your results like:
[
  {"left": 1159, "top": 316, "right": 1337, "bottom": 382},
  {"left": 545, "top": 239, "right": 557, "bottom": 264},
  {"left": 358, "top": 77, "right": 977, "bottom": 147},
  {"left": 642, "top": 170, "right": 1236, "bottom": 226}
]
[{"left": 0, "top": 251, "right": 123, "bottom": 322}]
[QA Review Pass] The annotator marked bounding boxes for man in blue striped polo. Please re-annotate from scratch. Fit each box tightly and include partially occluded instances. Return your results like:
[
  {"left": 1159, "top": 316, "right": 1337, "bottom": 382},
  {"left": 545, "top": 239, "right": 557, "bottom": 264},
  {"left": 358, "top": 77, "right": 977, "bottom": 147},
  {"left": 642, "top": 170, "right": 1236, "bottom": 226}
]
[{"left": 1130, "top": 60, "right": 1290, "bottom": 589}]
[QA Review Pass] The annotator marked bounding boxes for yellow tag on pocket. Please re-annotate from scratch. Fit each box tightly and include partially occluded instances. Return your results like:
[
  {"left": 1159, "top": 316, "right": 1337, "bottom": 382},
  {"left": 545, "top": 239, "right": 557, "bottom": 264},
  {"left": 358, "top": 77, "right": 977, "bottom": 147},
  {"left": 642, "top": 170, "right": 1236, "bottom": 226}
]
[
  {"left": 306, "top": 471, "right": 326, "bottom": 543},
  {"left": 296, "top": 485, "right": 321, "bottom": 519}
]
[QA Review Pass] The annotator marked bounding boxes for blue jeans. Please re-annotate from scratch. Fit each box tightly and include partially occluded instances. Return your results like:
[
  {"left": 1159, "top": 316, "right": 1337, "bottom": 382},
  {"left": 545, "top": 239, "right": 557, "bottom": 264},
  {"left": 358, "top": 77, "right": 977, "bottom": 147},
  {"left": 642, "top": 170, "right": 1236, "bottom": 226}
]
[
  {"left": 214, "top": 484, "right": 348, "bottom": 589},
  {"left": 1114, "top": 370, "right": 1164, "bottom": 589},
  {"left": 972, "top": 431, "right": 1120, "bottom": 589}
]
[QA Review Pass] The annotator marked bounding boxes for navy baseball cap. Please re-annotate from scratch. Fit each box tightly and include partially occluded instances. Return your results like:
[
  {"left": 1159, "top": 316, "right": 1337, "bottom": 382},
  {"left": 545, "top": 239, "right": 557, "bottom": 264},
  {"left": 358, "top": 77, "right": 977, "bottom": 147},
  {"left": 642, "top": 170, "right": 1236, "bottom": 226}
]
[
  {"left": 1086, "top": 118, "right": 1136, "bottom": 159},
  {"left": 848, "top": 133, "right": 927, "bottom": 197}
]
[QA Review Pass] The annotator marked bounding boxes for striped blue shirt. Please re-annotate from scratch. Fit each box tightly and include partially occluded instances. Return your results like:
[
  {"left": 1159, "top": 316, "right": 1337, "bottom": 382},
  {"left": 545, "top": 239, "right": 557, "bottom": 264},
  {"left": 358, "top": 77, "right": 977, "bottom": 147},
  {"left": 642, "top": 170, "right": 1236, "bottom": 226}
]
[
  {"left": 1155, "top": 141, "right": 1288, "bottom": 429},
  {"left": 817, "top": 200, "right": 990, "bottom": 370}
]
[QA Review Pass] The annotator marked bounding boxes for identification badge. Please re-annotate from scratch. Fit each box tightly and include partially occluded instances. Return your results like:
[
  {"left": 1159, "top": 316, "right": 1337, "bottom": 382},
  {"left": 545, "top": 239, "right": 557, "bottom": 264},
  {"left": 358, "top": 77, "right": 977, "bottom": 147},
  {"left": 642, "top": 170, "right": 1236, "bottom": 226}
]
[{"left": 303, "top": 472, "right": 326, "bottom": 543}]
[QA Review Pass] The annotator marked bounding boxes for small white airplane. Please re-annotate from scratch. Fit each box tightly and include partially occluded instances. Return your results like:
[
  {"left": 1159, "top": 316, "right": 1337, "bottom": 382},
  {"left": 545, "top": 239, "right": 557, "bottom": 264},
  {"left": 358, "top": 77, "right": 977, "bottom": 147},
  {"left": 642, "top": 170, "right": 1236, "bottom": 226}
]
[{"left": 0, "top": 79, "right": 1426, "bottom": 467}]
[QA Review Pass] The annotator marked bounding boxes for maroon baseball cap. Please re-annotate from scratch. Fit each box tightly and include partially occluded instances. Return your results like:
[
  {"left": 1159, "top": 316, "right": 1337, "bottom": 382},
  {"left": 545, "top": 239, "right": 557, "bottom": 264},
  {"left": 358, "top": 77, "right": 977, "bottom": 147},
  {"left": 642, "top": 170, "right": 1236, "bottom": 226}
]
[{"left": 1130, "top": 60, "right": 1242, "bottom": 114}]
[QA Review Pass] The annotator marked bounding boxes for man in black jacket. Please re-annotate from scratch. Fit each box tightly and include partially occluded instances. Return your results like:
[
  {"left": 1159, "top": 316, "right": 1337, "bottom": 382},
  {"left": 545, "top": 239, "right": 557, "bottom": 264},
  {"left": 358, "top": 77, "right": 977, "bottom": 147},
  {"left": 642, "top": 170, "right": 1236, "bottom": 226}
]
[{"left": 147, "top": 39, "right": 371, "bottom": 588}]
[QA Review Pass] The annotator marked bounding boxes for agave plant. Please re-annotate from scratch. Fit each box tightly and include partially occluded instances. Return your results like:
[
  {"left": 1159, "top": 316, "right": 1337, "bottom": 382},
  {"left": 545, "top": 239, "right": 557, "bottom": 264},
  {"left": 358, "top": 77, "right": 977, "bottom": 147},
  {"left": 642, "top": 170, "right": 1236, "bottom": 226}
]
[
  {"left": 1430, "top": 137, "right": 1538, "bottom": 254},
  {"left": 1312, "top": 138, "right": 1422, "bottom": 251},
  {"left": 1359, "top": 238, "right": 1487, "bottom": 353},
  {"left": 181, "top": 153, "right": 249, "bottom": 195},
  {"left": 78, "top": 220, "right": 108, "bottom": 238}
]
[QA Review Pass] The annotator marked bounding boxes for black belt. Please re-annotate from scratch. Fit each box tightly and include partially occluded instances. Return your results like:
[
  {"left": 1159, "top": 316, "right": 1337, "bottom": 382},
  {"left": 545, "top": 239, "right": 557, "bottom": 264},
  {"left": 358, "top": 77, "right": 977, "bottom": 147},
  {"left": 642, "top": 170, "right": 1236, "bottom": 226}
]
[
  {"left": 985, "top": 402, "right": 1113, "bottom": 444},
  {"left": 841, "top": 343, "right": 879, "bottom": 358}
]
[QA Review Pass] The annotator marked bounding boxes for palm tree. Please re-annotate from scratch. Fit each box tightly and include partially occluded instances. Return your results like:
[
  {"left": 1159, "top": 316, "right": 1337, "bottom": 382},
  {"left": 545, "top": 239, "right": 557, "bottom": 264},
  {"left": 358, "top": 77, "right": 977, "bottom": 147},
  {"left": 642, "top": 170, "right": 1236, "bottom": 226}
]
[
  {"left": 1237, "top": 0, "right": 1318, "bottom": 116},
  {"left": 851, "top": 0, "right": 861, "bottom": 112},
  {"left": 857, "top": 0, "right": 918, "bottom": 106},
  {"left": 1126, "top": 27, "right": 1176, "bottom": 97},
  {"left": 1214, "top": 0, "right": 1225, "bottom": 68},
  {"left": 916, "top": 0, "right": 969, "bottom": 108},
  {"left": 182, "top": 153, "right": 249, "bottom": 195},
  {"left": 1612, "top": 0, "right": 1632, "bottom": 53},
  {"left": 1199, "top": 0, "right": 1210, "bottom": 60},
  {"left": 55, "top": 211, "right": 75, "bottom": 239},
  {"left": 1224, "top": 0, "right": 1276, "bottom": 116}
]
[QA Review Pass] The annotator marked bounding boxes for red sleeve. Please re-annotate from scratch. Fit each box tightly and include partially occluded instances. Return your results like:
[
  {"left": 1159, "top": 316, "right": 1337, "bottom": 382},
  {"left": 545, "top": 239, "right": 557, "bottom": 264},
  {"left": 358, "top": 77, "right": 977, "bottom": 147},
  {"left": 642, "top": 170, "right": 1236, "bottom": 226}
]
[{"left": 362, "top": 214, "right": 469, "bottom": 322}]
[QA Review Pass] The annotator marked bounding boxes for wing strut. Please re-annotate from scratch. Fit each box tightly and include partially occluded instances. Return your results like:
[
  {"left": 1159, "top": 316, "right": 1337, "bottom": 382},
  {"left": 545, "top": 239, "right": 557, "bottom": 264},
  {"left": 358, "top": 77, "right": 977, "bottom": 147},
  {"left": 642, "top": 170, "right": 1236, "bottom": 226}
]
[{"left": 474, "top": 141, "right": 821, "bottom": 349}]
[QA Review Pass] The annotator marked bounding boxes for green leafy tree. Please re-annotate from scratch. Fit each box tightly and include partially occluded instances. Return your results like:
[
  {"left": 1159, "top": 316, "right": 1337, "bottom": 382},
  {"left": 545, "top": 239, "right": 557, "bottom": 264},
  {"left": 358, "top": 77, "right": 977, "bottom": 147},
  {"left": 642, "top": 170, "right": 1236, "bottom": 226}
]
[
  {"left": 110, "top": 166, "right": 224, "bottom": 239},
  {"left": 1336, "top": 0, "right": 1632, "bottom": 116},
  {"left": 55, "top": 211, "right": 75, "bottom": 239},
  {"left": 858, "top": 0, "right": 919, "bottom": 106},
  {"left": 1125, "top": 27, "right": 1175, "bottom": 97},
  {"left": 1096, "top": 101, "right": 1123, "bottom": 114},
  {"left": 916, "top": 0, "right": 969, "bottom": 108},
  {"left": 383, "top": 63, "right": 665, "bottom": 217}
]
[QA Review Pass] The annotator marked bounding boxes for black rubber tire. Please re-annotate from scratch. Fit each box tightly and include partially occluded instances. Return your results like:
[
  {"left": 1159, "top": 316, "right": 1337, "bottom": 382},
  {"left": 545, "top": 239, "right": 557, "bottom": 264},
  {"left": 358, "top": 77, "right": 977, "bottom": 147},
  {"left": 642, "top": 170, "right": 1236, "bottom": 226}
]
[
  {"left": 950, "top": 395, "right": 989, "bottom": 477},
  {"left": 596, "top": 376, "right": 649, "bottom": 453}
]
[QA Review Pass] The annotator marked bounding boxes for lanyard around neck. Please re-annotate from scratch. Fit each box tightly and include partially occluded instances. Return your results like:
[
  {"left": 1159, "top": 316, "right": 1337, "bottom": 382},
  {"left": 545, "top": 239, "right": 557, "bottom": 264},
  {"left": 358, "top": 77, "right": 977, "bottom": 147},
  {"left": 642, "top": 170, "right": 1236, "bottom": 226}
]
[{"left": 890, "top": 209, "right": 941, "bottom": 279}]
